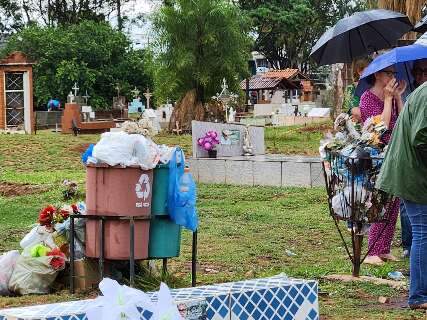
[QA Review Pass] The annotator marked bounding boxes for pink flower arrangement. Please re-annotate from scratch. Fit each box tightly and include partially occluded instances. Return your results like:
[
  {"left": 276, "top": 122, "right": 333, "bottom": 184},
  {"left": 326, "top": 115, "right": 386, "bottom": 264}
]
[{"left": 197, "top": 131, "right": 220, "bottom": 151}]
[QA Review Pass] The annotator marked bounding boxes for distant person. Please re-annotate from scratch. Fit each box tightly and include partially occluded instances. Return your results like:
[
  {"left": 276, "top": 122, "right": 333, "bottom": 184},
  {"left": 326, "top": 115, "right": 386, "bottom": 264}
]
[
  {"left": 47, "top": 99, "right": 61, "bottom": 111},
  {"left": 342, "top": 58, "right": 370, "bottom": 122},
  {"left": 359, "top": 66, "right": 406, "bottom": 266},
  {"left": 413, "top": 59, "right": 427, "bottom": 89},
  {"left": 376, "top": 82, "right": 427, "bottom": 310}
]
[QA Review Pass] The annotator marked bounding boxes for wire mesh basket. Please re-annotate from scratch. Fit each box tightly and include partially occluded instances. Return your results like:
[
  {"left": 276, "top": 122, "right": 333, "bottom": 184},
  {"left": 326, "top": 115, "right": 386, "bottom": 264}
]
[
  {"left": 323, "top": 150, "right": 395, "bottom": 224},
  {"left": 322, "top": 149, "right": 397, "bottom": 276}
]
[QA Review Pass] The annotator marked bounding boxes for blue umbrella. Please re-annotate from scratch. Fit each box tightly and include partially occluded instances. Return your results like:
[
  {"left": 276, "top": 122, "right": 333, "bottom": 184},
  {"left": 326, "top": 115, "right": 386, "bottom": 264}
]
[{"left": 355, "top": 44, "right": 427, "bottom": 97}]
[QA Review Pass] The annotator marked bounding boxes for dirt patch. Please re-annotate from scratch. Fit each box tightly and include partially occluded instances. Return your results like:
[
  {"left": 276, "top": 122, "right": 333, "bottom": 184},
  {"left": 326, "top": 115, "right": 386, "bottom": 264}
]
[
  {"left": 0, "top": 182, "right": 48, "bottom": 197},
  {"left": 298, "top": 123, "right": 333, "bottom": 133},
  {"left": 69, "top": 143, "right": 92, "bottom": 154}
]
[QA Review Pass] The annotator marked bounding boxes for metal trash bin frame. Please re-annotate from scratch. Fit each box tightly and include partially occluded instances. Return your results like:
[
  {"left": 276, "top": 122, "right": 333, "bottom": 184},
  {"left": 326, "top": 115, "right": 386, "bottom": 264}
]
[{"left": 69, "top": 214, "right": 198, "bottom": 293}]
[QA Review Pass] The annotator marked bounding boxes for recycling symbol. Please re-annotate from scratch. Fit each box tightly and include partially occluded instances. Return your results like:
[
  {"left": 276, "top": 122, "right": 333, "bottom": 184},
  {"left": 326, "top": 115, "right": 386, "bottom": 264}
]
[{"left": 135, "top": 174, "right": 150, "bottom": 201}]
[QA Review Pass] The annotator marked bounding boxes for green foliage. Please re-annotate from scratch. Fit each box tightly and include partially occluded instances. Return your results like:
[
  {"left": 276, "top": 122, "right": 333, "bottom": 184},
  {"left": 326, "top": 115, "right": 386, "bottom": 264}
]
[
  {"left": 1, "top": 21, "right": 152, "bottom": 109},
  {"left": 148, "top": 0, "right": 252, "bottom": 103},
  {"left": 240, "top": 0, "right": 368, "bottom": 72}
]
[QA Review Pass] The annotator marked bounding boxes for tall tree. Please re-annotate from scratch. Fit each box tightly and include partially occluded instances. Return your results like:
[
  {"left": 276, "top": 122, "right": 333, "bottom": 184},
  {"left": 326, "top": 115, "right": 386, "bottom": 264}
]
[
  {"left": 148, "top": 0, "right": 252, "bottom": 104},
  {"left": 240, "top": 0, "right": 367, "bottom": 72},
  {"left": 1, "top": 21, "right": 152, "bottom": 109},
  {"left": 372, "top": 0, "right": 426, "bottom": 39},
  {"left": 0, "top": 0, "right": 24, "bottom": 35},
  {"left": 13, "top": 0, "right": 133, "bottom": 27}
]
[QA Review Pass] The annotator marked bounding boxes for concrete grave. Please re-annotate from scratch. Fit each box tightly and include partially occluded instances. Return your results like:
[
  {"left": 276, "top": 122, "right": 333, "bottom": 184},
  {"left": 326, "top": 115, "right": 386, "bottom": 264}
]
[{"left": 192, "top": 121, "right": 265, "bottom": 158}]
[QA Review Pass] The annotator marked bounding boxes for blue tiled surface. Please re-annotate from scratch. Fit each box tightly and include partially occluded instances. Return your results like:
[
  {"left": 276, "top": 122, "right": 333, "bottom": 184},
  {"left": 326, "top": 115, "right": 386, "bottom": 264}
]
[{"left": 0, "top": 275, "right": 319, "bottom": 320}]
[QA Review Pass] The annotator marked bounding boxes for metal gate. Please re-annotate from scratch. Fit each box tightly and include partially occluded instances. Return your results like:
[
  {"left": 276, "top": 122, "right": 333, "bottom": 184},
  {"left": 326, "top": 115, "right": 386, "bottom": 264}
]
[{"left": 5, "top": 72, "right": 25, "bottom": 128}]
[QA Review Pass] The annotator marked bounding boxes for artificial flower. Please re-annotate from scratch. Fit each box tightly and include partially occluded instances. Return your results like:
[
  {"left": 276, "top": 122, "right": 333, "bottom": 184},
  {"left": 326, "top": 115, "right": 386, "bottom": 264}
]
[
  {"left": 198, "top": 131, "right": 220, "bottom": 151},
  {"left": 47, "top": 248, "right": 66, "bottom": 270},
  {"left": 38, "top": 205, "right": 56, "bottom": 227}
]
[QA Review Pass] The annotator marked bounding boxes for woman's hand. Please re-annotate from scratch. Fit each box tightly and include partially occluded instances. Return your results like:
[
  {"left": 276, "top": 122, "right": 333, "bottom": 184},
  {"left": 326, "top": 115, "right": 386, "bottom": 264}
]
[
  {"left": 394, "top": 80, "right": 407, "bottom": 98},
  {"left": 384, "top": 78, "right": 398, "bottom": 99}
]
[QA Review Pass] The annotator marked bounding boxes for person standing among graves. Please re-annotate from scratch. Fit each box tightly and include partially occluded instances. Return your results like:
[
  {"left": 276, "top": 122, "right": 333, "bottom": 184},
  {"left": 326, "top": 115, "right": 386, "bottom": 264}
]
[
  {"left": 359, "top": 66, "right": 406, "bottom": 265},
  {"left": 376, "top": 82, "right": 427, "bottom": 309},
  {"left": 342, "top": 58, "right": 370, "bottom": 122}
]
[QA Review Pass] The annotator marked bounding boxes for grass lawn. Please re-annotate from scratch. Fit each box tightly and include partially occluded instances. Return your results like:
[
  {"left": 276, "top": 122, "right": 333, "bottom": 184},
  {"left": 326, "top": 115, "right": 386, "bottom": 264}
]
[{"left": 0, "top": 130, "right": 423, "bottom": 319}]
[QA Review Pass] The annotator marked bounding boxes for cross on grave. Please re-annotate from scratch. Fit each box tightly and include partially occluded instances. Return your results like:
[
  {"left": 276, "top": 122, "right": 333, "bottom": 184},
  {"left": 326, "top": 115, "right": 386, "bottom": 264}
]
[
  {"left": 131, "top": 87, "right": 140, "bottom": 99},
  {"left": 82, "top": 90, "right": 90, "bottom": 105},
  {"left": 115, "top": 83, "right": 121, "bottom": 97},
  {"left": 72, "top": 82, "right": 79, "bottom": 97},
  {"left": 143, "top": 88, "right": 153, "bottom": 109}
]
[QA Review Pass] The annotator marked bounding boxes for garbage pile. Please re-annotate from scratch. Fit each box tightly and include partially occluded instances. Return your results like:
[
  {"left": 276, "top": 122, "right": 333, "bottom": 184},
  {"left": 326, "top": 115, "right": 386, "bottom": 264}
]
[
  {"left": 83, "top": 132, "right": 198, "bottom": 232},
  {"left": 0, "top": 203, "right": 86, "bottom": 296},
  {"left": 82, "top": 132, "right": 175, "bottom": 169},
  {"left": 319, "top": 113, "right": 391, "bottom": 224}
]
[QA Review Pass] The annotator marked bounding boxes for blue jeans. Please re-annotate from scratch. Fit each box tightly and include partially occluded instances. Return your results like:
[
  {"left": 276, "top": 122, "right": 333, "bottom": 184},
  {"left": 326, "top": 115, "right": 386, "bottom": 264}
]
[
  {"left": 403, "top": 199, "right": 427, "bottom": 306},
  {"left": 400, "top": 202, "right": 412, "bottom": 252}
]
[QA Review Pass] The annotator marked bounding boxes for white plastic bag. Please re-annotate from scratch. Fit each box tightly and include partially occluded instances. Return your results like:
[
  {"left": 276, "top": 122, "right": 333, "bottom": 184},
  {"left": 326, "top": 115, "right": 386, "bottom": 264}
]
[
  {"left": 8, "top": 256, "right": 62, "bottom": 295},
  {"left": 332, "top": 186, "right": 369, "bottom": 218},
  {"left": 20, "top": 226, "right": 56, "bottom": 252},
  {"left": 86, "top": 278, "right": 183, "bottom": 320},
  {"left": 133, "top": 135, "right": 160, "bottom": 170},
  {"left": 92, "top": 132, "right": 136, "bottom": 166},
  {"left": 0, "top": 250, "right": 20, "bottom": 296}
]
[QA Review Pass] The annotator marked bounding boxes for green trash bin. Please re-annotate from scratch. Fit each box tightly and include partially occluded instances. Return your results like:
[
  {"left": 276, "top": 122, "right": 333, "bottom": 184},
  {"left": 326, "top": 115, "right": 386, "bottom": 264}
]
[
  {"left": 151, "top": 164, "right": 169, "bottom": 216},
  {"left": 148, "top": 216, "right": 182, "bottom": 258}
]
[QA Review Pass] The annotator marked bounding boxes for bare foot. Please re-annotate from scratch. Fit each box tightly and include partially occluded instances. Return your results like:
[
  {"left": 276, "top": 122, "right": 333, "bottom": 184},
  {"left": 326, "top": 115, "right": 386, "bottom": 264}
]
[
  {"left": 380, "top": 254, "right": 400, "bottom": 262},
  {"left": 364, "top": 255, "right": 385, "bottom": 266},
  {"left": 410, "top": 302, "right": 427, "bottom": 310}
]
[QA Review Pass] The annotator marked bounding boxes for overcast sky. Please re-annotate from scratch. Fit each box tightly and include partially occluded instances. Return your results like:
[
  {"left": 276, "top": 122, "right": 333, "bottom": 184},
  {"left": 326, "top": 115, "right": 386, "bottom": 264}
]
[{"left": 118, "top": 0, "right": 157, "bottom": 47}]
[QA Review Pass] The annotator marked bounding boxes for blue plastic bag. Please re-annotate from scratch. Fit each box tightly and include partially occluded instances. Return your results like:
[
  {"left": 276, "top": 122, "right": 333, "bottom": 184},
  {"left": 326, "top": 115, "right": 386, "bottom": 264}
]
[
  {"left": 167, "top": 147, "right": 198, "bottom": 232},
  {"left": 81, "top": 144, "right": 94, "bottom": 164}
]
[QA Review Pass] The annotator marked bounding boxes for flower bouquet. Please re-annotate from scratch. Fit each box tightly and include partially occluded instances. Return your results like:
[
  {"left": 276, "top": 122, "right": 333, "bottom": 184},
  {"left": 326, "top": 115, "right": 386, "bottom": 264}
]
[{"left": 197, "top": 131, "right": 220, "bottom": 158}]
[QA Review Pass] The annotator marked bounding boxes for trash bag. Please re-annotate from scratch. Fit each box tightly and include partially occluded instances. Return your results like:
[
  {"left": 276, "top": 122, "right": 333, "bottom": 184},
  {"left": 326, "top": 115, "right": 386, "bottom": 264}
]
[
  {"left": 82, "top": 144, "right": 94, "bottom": 164},
  {"left": 0, "top": 250, "right": 20, "bottom": 296},
  {"left": 20, "top": 226, "right": 56, "bottom": 252},
  {"left": 345, "top": 146, "right": 372, "bottom": 175},
  {"left": 133, "top": 135, "right": 160, "bottom": 170},
  {"left": 92, "top": 132, "right": 136, "bottom": 166},
  {"left": 167, "top": 148, "right": 198, "bottom": 232},
  {"left": 8, "top": 255, "right": 63, "bottom": 295}
]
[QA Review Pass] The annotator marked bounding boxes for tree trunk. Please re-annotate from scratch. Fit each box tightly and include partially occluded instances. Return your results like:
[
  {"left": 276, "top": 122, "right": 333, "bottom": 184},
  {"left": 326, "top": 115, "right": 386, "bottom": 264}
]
[
  {"left": 116, "top": 0, "right": 123, "bottom": 31},
  {"left": 376, "top": 0, "right": 425, "bottom": 40},
  {"left": 168, "top": 89, "right": 205, "bottom": 132}
]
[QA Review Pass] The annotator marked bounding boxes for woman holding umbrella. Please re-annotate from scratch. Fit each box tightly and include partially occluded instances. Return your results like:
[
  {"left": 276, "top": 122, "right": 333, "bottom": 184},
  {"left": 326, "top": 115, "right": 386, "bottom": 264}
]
[{"left": 360, "top": 67, "right": 406, "bottom": 265}]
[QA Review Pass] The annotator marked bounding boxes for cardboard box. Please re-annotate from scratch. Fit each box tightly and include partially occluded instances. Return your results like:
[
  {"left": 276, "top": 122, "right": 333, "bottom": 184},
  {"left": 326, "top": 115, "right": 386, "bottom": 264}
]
[{"left": 73, "top": 258, "right": 99, "bottom": 291}]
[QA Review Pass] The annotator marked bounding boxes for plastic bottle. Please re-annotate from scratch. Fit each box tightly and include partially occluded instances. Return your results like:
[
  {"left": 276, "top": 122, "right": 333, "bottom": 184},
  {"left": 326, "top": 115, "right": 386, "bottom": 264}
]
[{"left": 179, "top": 167, "right": 192, "bottom": 193}]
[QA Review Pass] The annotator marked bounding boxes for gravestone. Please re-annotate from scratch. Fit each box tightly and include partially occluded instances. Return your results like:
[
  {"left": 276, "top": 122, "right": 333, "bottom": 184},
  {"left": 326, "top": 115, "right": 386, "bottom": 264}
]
[
  {"left": 192, "top": 121, "right": 265, "bottom": 158},
  {"left": 129, "top": 98, "right": 144, "bottom": 114},
  {"left": 113, "top": 96, "right": 127, "bottom": 110}
]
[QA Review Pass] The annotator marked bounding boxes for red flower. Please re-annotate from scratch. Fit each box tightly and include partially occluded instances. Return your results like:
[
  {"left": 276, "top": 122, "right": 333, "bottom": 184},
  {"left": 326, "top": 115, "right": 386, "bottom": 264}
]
[
  {"left": 60, "top": 209, "right": 70, "bottom": 219},
  {"left": 38, "top": 205, "right": 56, "bottom": 227},
  {"left": 71, "top": 204, "right": 79, "bottom": 214},
  {"left": 47, "top": 248, "right": 66, "bottom": 270}
]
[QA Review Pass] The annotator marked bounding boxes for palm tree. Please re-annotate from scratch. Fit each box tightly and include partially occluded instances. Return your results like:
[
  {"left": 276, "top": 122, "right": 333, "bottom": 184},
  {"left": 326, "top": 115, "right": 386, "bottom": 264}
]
[{"left": 370, "top": 0, "right": 427, "bottom": 39}]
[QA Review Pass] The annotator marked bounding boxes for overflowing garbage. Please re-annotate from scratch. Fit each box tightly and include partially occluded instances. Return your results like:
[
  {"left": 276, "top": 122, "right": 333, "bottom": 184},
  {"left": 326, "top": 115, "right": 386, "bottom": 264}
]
[
  {"left": 0, "top": 203, "right": 86, "bottom": 296},
  {"left": 82, "top": 132, "right": 198, "bottom": 232},
  {"left": 320, "top": 113, "right": 392, "bottom": 226},
  {"left": 83, "top": 131, "right": 174, "bottom": 170}
]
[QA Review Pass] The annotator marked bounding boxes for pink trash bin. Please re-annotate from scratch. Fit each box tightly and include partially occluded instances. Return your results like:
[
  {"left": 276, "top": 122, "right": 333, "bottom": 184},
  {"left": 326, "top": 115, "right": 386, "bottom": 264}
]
[{"left": 85, "top": 165, "right": 153, "bottom": 260}]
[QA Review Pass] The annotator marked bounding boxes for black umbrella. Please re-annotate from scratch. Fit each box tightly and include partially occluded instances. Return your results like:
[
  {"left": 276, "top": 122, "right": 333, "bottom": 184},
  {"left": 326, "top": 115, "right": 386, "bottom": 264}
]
[
  {"left": 414, "top": 15, "right": 427, "bottom": 33},
  {"left": 310, "top": 9, "right": 413, "bottom": 66}
]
